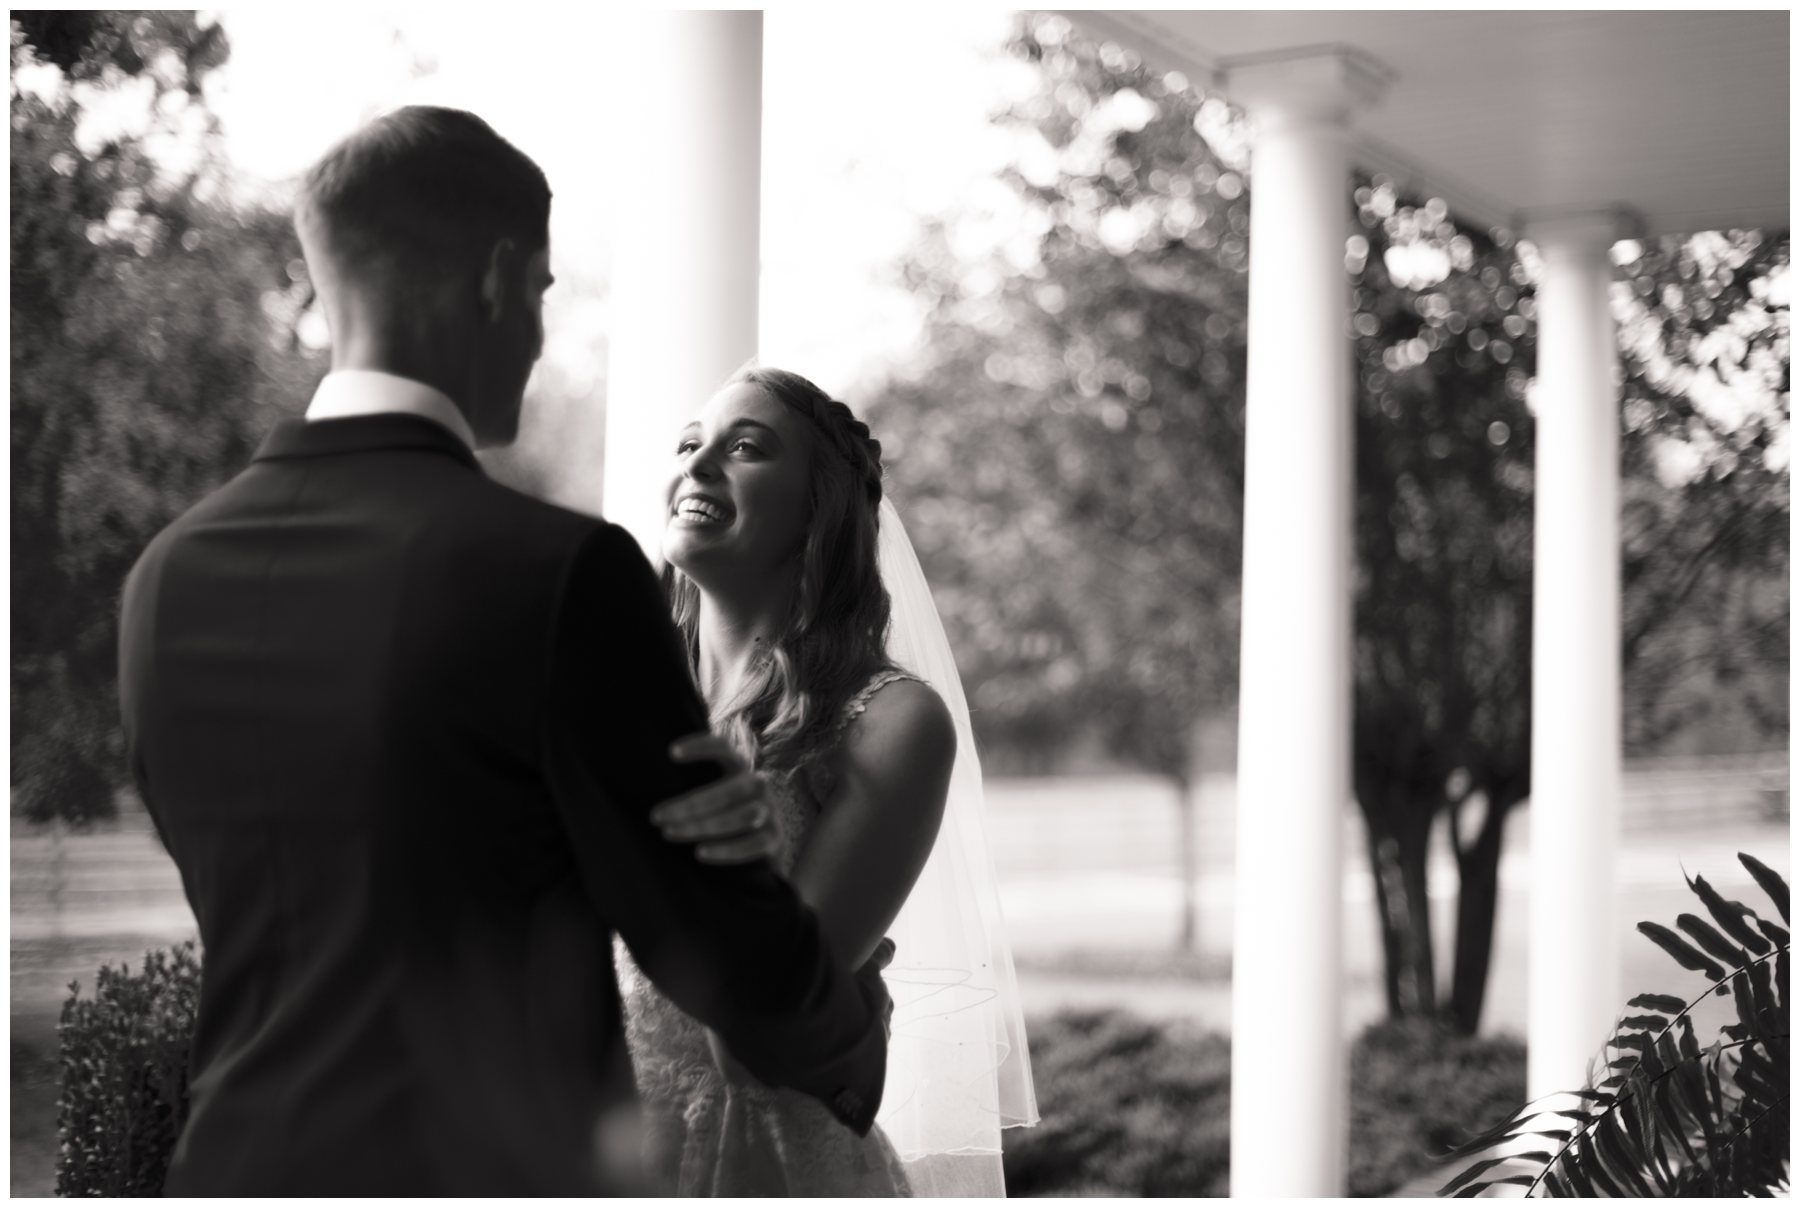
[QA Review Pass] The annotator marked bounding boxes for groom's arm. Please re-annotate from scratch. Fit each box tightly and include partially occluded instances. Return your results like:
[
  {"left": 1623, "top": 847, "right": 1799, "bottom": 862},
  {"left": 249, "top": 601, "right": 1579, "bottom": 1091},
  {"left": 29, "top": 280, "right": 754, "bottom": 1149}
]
[{"left": 540, "top": 523, "right": 886, "bottom": 1134}]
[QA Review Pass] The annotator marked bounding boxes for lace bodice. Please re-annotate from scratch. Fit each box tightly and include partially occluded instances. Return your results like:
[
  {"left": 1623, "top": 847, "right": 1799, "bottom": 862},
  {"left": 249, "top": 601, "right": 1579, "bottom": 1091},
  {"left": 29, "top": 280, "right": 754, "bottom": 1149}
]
[
  {"left": 611, "top": 669, "right": 922, "bottom": 1195},
  {"left": 609, "top": 761, "right": 815, "bottom": 1109}
]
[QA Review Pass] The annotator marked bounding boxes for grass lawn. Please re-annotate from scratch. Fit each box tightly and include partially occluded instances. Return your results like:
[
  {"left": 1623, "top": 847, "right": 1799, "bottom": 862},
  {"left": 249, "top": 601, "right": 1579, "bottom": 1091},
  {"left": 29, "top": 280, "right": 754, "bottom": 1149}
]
[{"left": 13, "top": 1022, "right": 59, "bottom": 1197}]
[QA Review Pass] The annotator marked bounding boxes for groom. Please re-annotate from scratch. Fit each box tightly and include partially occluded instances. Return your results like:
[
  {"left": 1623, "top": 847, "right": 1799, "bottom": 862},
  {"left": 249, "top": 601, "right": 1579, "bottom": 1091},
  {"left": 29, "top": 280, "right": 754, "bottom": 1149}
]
[{"left": 117, "top": 106, "right": 888, "bottom": 1195}]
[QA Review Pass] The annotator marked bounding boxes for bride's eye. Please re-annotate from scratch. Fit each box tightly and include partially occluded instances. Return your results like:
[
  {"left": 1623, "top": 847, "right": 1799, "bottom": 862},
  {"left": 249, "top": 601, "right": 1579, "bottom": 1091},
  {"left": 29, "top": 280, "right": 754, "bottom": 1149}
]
[
  {"left": 676, "top": 438, "right": 699, "bottom": 455},
  {"left": 730, "top": 438, "right": 761, "bottom": 455}
]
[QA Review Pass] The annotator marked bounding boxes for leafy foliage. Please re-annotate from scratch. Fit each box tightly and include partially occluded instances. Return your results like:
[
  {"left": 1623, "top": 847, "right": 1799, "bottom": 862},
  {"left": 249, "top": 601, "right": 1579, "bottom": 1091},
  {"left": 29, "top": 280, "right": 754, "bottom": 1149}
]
[
  {"left": 1616, "top": 232, "right": 1791, "bottom": 752},
  {"left": 12, "top": 13, "right": 326, "bottom": 822},
  {"left": 1443, "top": 853, "right": 1789, "bottom": 1196},
  {"left": 56, "top": 941, "right": 201, "bottom": 1196},
  {"left": 1348, "top": 1018, "right": 1527, "bottom": 1196},
  {"left": 868, "top": 23, "right": 1248, "bottom": 780},
  {"left": 868, "top": 11, "right": 1788, "bottom": 1030},
  {"left": 1000, "top": 1007, "right": 1527, "bottom": 1196},
  {"left": 1001, "top": 1009, "right": 1233, "bottom": 1196}
]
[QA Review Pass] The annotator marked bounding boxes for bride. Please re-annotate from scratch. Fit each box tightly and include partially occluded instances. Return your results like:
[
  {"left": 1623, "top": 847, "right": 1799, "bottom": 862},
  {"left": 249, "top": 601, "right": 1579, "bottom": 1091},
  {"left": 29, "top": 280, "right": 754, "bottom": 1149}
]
[{"left": 614, "top": 366, "right": 1038, "bottom": 1196}]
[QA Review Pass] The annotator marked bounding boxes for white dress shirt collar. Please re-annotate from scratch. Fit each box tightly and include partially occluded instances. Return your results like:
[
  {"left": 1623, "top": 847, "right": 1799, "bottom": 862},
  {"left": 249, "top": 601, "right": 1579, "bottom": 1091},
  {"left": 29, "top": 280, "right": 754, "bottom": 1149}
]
[{"left": 305, "top": 369, "right": 475, "bottom": 451}]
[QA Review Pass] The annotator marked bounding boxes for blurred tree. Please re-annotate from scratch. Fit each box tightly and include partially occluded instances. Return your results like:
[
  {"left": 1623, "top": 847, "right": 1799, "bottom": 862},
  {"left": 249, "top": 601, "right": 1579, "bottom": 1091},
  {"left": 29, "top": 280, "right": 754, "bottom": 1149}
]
[
  {"left": 1352, "top": 215, "right": 1790, "bottom": 1033},
  {"left": 868, "top": 14, "right": 1788, "bottom": 1024},
  {"left": 1615, "top": 231, "right": 1789, "bottom": 751},
  {"left": 867, "top": 21, "right": 1249, "bottom": 945},
  {"left": 11, "top": 12, "right": 325, "bottom": 822},
  {"left": 1348, "top": 190, "right": 1539, "bottom": 1032}
]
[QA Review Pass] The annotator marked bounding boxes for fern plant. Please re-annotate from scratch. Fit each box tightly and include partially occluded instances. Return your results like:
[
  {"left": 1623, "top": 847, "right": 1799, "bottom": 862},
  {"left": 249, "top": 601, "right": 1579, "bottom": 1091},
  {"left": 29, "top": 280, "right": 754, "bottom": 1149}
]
[{"left": 1441, "top": 852, "right": 1789, "bottom": 1197}]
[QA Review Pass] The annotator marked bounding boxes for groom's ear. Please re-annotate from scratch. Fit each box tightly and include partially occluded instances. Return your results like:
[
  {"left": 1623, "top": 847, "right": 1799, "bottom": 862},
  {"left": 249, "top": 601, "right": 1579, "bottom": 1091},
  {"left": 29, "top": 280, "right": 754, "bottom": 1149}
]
[{"left": 479, "top": 237, "right": 517, "bottom": 323}]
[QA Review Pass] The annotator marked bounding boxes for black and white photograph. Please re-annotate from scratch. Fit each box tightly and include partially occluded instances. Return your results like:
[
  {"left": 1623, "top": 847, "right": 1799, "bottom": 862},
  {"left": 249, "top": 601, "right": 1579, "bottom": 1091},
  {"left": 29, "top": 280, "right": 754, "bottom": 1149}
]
[{"left": 9, "top": 6, "right": 1790, "bottom": 1198}]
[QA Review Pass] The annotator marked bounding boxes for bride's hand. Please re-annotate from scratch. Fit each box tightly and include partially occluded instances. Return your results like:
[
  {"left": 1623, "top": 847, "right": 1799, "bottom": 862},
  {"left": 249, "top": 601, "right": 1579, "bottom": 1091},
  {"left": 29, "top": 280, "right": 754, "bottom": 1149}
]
[{"left": 653, "top": 732, "right": 782, "bottom": 864}]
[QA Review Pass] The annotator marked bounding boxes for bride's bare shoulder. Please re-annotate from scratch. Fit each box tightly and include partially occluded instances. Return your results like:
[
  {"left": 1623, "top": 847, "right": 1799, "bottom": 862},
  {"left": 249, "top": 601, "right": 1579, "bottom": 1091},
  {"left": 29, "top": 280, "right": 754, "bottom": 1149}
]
[{"left": 842, "top": 676, "right": 956, "bottom": 776}]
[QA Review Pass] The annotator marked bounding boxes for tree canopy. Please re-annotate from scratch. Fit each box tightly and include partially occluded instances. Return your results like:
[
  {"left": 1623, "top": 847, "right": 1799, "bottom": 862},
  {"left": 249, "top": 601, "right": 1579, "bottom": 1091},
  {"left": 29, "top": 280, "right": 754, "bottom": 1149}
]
[
  {"left": 12, "top": 12, "right": 324, "bottom": 821},
  {"left": 865, "top": 13, "right": 1789, "bottom": 1029}
]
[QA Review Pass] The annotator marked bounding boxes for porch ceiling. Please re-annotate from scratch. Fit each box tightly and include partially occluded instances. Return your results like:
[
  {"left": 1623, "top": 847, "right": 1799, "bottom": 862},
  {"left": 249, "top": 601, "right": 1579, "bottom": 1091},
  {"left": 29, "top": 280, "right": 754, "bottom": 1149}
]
[{"left": 1068, "top": 10, "right": 1789, "bottom": 237}]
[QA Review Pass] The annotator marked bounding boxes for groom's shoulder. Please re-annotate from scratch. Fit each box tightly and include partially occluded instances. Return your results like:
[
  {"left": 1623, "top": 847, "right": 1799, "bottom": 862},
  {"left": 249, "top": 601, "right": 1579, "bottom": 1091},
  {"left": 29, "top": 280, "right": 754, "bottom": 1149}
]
[
  {"left": 463, "top": 473, "right": 594, "bottom": 532},
  {"left": 460, "top": 478, "right": 652, "bottom": 576},
  {"left": 463, "top": 476, "right": 616, "bottom": 550}
]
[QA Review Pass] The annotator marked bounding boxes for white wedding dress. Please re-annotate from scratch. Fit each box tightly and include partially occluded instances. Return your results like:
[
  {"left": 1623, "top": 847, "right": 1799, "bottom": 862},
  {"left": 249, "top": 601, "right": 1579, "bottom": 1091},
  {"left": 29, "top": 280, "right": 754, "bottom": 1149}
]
[
  {"left": 615, "top": 499, "right": 1037, "bottom": 1196},
  {"left": 612, "top": 669, "right": 923, "bottom": 1196}
]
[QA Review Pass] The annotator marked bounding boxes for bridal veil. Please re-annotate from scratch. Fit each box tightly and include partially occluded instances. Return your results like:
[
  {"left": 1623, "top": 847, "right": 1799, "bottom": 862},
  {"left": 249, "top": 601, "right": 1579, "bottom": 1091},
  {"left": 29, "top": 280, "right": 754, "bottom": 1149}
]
[{"left": 874, "top": 498, "right": 1039, "bottom": 1196}]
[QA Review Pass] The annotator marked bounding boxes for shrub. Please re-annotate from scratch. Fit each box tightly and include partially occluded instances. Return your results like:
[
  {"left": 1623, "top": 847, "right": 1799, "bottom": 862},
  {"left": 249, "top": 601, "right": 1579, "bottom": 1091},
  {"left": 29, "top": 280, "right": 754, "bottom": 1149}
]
[
  {"left": 57, "top": 942, "right": 200, "bottom": 1197},
  {"left": 58, "top": 951, "right": 1537, "bottom": 1197},
  {"left": 1348, "top": 1017, "right": 1526, "bottom": 1195},
  {"left": 1003, "top": 1009, "right": 1233, "bottom": 1196},
  {"left": 1002, "top": 1007, "right": 1526, "bottom": 1196},
  {"left": 1447, "top": 852, "right": 1790, "bottom": 1196}
]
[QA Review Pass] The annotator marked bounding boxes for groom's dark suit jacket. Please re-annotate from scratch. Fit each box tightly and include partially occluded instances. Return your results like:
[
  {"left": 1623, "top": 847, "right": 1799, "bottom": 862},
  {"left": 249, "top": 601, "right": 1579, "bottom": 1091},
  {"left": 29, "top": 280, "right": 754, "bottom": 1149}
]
[{"left": 117, "top": 414, "right": 886, "bottom": 1196}]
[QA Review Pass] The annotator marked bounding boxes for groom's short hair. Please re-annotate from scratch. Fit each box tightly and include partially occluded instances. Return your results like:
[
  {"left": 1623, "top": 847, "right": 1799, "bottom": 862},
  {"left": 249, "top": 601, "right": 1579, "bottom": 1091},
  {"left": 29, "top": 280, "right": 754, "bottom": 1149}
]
[{"left": 296, "top": 106, "right": 551, "bottom": 282}]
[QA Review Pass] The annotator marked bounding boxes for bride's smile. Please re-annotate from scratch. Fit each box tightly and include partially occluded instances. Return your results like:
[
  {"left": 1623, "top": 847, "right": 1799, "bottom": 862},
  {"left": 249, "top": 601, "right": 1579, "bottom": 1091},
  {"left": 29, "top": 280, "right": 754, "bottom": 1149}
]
[{"left": 671, "top": 492, "right": 733, "bottom": 526}]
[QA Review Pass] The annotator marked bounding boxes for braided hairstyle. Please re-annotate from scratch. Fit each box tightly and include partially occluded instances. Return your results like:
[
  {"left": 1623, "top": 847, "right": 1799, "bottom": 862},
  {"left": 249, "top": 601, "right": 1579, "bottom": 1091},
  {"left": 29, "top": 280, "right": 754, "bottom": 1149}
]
[{"left": 663, "top": 366, "right": 896, "bottom": 773}]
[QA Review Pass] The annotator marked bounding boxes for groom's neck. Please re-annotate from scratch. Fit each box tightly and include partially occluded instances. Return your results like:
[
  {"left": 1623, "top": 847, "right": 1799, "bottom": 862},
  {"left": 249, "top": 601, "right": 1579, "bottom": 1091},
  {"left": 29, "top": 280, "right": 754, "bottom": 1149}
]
[{"left": 323, "top": 294, "right": 476, "bottom": 421}]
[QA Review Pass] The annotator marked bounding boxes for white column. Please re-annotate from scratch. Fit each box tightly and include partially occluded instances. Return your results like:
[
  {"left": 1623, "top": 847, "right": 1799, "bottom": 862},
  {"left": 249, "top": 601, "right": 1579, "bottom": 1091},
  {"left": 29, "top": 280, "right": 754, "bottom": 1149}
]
[
  {"left": 1525, "top": 209, "right": 1632, "bottom": 1101},
  {"left": 604, "top": 11, "right": 763, "bottom": 561},
  {"left": 1225, "top": 50, "right": 1385, "bottom": 1198}
]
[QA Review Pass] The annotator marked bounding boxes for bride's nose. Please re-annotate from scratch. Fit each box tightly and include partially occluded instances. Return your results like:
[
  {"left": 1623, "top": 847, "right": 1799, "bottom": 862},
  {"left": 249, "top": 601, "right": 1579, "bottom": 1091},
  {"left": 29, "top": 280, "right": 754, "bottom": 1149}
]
[{"left": 683, "top": 446, "right": 723, "bottom": 483}]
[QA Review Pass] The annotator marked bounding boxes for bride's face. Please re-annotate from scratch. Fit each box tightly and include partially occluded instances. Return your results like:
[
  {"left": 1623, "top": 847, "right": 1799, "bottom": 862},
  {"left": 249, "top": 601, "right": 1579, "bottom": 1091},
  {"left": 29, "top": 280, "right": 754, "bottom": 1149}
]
[{"left": 662, "top": 383, "right": 814, "bottom": 584}]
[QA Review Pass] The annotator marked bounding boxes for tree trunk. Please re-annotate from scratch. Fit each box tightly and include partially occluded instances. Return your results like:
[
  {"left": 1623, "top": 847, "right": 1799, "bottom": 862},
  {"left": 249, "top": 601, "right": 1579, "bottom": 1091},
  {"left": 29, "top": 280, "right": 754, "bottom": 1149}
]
[
  {"left": 1367, "top": 821, "right": 1404, "bottom": 1016},
  {"left": 1175, "top": 772, "right": 1197, "bottom": 952},
  {"left": 1447, "top": 786, "right": 1524, "bottom": 1034},
  {"left": 1367, "top": 805, "right": 1439, "bottom": 1018}
]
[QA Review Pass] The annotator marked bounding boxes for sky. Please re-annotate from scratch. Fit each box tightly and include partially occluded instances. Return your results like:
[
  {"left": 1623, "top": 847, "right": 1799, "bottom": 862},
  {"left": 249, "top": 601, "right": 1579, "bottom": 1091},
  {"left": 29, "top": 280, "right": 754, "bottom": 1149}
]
[{"left": 200, "top": 7, "right": 1030, "bottom": 400}]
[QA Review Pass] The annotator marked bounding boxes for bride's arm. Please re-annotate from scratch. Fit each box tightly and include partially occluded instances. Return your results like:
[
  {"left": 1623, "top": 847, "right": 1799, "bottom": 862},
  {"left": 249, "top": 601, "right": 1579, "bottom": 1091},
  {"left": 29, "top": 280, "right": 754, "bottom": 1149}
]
[
  {"left": 789, "top": 679, "right": 957, "bottom": 969},
  {"left": 706, "top": 681, "right": 950, "bottom": 1083}
]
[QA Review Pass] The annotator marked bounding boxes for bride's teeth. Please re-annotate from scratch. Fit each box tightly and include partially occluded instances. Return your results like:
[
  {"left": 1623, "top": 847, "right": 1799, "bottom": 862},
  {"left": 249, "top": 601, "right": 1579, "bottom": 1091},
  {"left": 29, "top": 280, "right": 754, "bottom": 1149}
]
[{"left": 679, "top": 500, "right": 726, "bottom": 522}]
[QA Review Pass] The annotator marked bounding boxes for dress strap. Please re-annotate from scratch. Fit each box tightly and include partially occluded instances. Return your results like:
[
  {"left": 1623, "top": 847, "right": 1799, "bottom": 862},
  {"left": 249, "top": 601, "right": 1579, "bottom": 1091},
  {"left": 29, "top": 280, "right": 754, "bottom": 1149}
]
[
  {"left": 803, "top": 669, "right": 924, "bottom": 804},
  {"left": 835, "top": 668, "right": 924, "bottom": 740}
]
